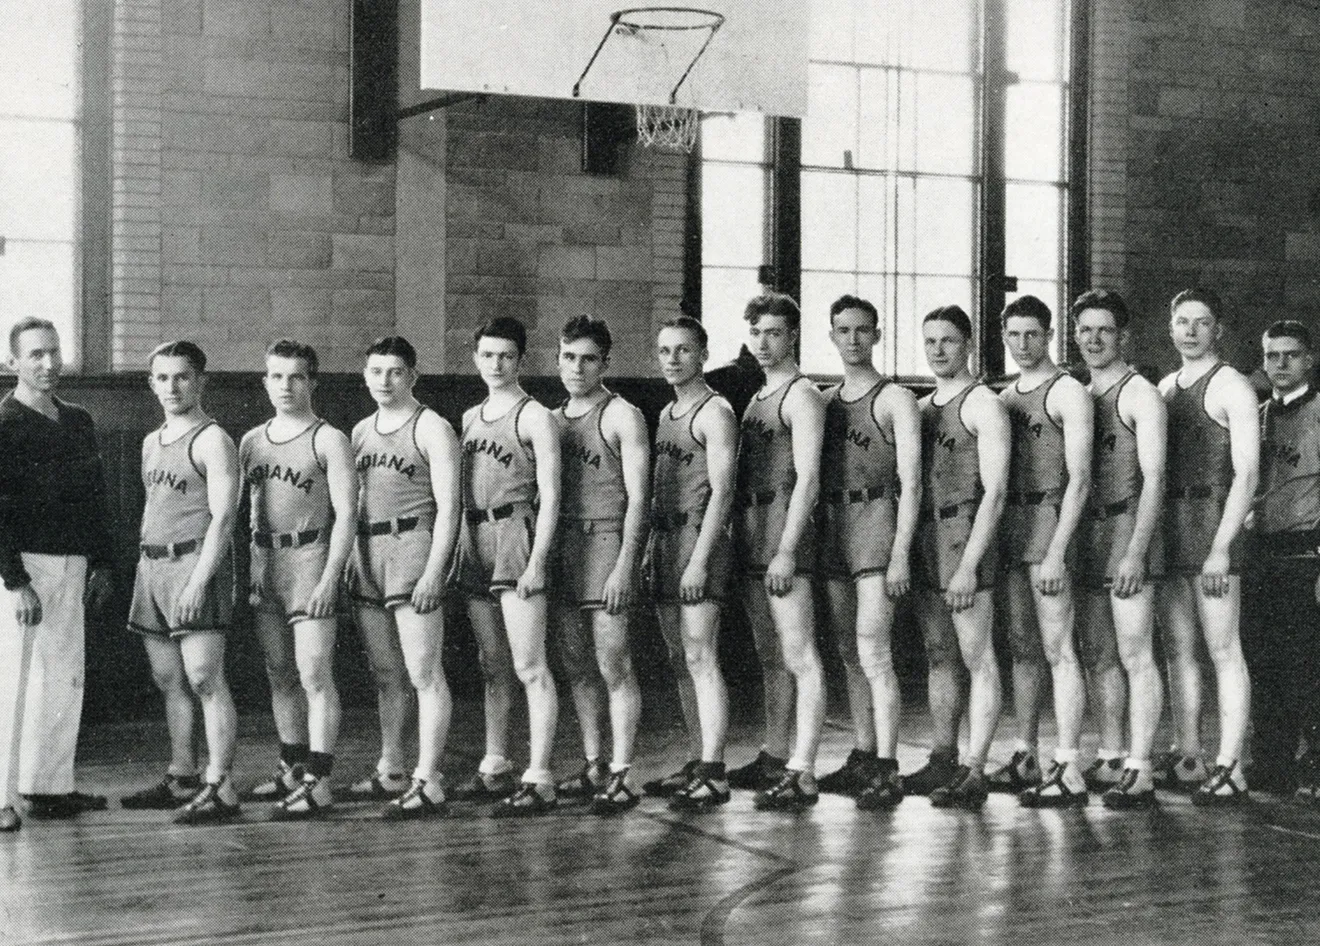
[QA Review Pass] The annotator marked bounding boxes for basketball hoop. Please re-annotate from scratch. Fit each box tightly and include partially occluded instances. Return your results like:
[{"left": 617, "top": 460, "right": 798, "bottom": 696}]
[{"left": 573, "top": 7, "right": 724, "bottom": 152}]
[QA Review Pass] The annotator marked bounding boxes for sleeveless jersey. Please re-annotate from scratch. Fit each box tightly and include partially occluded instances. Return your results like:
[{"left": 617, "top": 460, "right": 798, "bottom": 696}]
[
  {"left": 921, "top": 383, "right": 983, "bottom": 511},
  {"left": 1002, "top": 372, "right": 1067, "bottom": 497},
  {"left": 141, "top": 419, "right": 217, "bottom": 546},
  {"left": 1258, "top": 389, "right": 1320, "bottom": 534},
  {"left": 1165, "top": 363, "right": 1233, "bottom": 498},
  {"left": 354, "top": 406, "right": 436, "bottom": 524},
  {"left": 1092, "top": 371, "right": 1141, "bottom": 507},
  {"left": 738, "top": 376, "right": 806, "bottom": 498},
  {"left": 555, "top": 393, "right": 627, "bottom": 521},
  {"left": 822, "top": 380, "right": 896, "bottom": 496},
  {"left": 652, "top": 394, "right": 719, "bottom": 520},
  {"left": 240, "top": 420, "right": 332, "bottom": 534},
  {"left": 461, "top": 396, "right": 537, "bottom": 511}
]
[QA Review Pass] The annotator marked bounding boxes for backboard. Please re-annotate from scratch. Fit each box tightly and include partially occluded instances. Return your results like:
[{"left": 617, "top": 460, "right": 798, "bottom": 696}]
[{"left": 418, "top": 0, "right": 808, "bottom": 116}]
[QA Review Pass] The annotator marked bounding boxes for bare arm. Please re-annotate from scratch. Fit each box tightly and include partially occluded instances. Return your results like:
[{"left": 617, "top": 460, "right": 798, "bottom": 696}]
[
  {"left": 602, "top": 398, "right": 651, "bottom": 613},
  {"left": 1039, "top": 376, "right": 1093, "bottom": 594},
  {"left": 881, "top": 385, "right": 922, "bottom": 598},
  {"left": 176, "top": 425, "right": 240, "bottom": 626},
  {"left": 683, "top": 397, "right": 738, "bottom": 603},
  {"left": 1202, "top": 367, "right": 1261, "bottom": 594},
  {"left": 308, "top": 425, "right": 358, "bottom": 617},
  {"left": 1114, "top": 378, "right": 1166, "bottom": 597},
  {"left": 411, "top": 410, "right": 462, "bottom": 614},
  {"left": 519, "top": 401, "right": 561, "bottom": 598},
  {"left": 765, "top": 379, "right": 825, "bottom": 596},
  {"left": 948, "top": 387, "right": 1010, "bottom": 611}
]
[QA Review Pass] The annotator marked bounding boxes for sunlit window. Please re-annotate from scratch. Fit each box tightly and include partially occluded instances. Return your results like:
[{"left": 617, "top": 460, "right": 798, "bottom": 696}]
[{"left": 0, "top": 0, "right": 81, "bottom": 366}]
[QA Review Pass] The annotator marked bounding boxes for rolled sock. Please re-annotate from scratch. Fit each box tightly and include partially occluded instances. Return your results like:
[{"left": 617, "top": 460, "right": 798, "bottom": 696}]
[
  {"left": 1054, "top": 748, "right": 1078, "bottom": 765},
  {"left": 479, "top": 755, "right": 512, "bottom": 777},
  {"left": 280, "top": 742, "right": 310, "bottom": 766},
  {"left": 305, "top": 752, "right": 334, "bottom": 779},
  {"left": 521, "top": 768, "right": 554, "bottom": 787}
]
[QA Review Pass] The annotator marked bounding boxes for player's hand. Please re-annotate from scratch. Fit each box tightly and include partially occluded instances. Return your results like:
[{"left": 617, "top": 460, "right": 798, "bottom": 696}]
[
  {"left": 1035, "top": 552, "right": 1068, "bottom": 596},
  {"left": 14, "top": 584, "right": 42, "bottom": 626},
  {"left": 84, "top": 568, "right": 114, "bottom": 615},
  {"left": 1199, "top": 549, "right": 1231, "bottom": 598},
  {"left": 1113, "top": 553, "right": 1145, "bottom": 599},
  {"left": 944, "top": 565, "right": 977, "bottom": 613},
  {"left": 173, "top": 579, "right": 207, "bottom": 628},
  {"left": 764, "top": 550, "right": 797, "bottom": 597},
  {"left": 679, "top": 560, "right": 709, "bottom": 604},
  {"left": 884, "top": 557, "right": 911, "bottom": 600},
  {"left": 516, "top": 559, "right": 546, "bottom": 599},
  {"left": 305, "top": 577, "right": 338, "bottom": 618},
  {"left": 410, "top": 569, "right": 446, "bottom": 615},
  {"left": 601, "top": 563, "right": 635, "bottom": 615}
]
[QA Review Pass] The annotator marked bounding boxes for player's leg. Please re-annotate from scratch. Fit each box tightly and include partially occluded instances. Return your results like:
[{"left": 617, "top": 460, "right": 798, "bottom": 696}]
[
  {"left": 1156, "top": 576, "right": 1208, "bottom": 786},
  {"left": 728, "top": 580, "right": 792, "bottom": 789},
  {"left": 275, "top": 616, "right": 341, "bottom": 816},
  {"left": 1077, "top": 589, "right": 1128, "bottom": 792},
  {"left": 250, "top": 609, "right": 310, "bottom": 799},
  {"left": 991, "top": 567, "right": 1044, "bottom": 791},
  {"left": 819, "top": 578, "right": 878, "bottom": 795},
  {"left": 1192, "top": 578, "right": 1250, "bottom": 803},
  {"left": 1103, "top": 584, "right": 1162, "bottom": 807},
  {"left": 853, "top": 573, "right": 905, "bottom": 809},
  {"left": 128, "top": 636, "right": 201, "bottom": 806},
  {"left": 554, "top": 602, "right": 608, "bottom": 799},
  {"left": 648, "top": 602, "right": 702, "bottom": 797},
  {"left": 170, "top": 631, "right": 240, "bottom": 823},
  {"left": 1021, "top": 567, "right": 1088, "bottom": 803},
  {"left": 383, "top": 604, "right": 452, "bottom": 818},
  {"left": 931, "top": 591, "right": 1001, "bottom": 810},
  {"left": 492, "top": 587, "right": 559, "bottom": 814},
  {"left": 904, "top": 588, "right": 964, "bottom": 794},
  {"left": 588, "top": 608, "right": 642, "bottom": 814},
  {"left": 351, "top": 603, "right": 412, "bottom": 799},
  {"left": 454, "top": 596, "right": 518, "bottom": 800},
  {"left": 667, "top": 599, "right": 732, "bottom": 811},
  {"left": 754, "top": 580, "right": 825, "bottom": 811}
]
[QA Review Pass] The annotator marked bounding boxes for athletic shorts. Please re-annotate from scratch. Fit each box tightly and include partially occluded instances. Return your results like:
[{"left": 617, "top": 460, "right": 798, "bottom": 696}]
[
  {"left": 1076, "top": 503, "right": 1165, "bottom": 590},
  {"left": 1076, "top": 595, "right": 1119, "bottom": 671},
  {"left": 456, "top": 502, "right": 536, "bottom": 598},
  {"left": 645, "top": 515, "right": 732, "bottom": 604},
  {"left": 352, "top": 526, "right": 437, "bottom": 610},
  {"left": 1001, "top": 492, "right": 1064, "bottom": 565},
  {"left": 553, "top": 518, "right": 629, "bottom": 610},
  {"left": 914, "top": 507, "right": 998, "bottom": 592},
  {"left": 735, "top": 492, "right": 814, "bottom": 577},
  {"left": 816, "top": 497, "right": 896, "bottom": 580},
  {"left": 250, "top": 541, "right": 333, "bottom": 624},
  {"left": 129, "top": 547, "right": 235, "bottom": 638},
  {"left": 1163, "top": 495, "right": 1242, "bottom": 574}
]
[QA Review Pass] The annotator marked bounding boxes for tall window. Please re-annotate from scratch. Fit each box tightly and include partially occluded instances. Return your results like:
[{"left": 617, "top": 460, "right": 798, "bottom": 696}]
[{"left": 0, "top": 0, "right": 81, "bottom": 365}]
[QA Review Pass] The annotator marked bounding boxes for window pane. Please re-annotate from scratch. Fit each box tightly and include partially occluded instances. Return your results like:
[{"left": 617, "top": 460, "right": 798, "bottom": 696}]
[
  {"left": 810, "top": 0, "right": 856, "bottom": 62},
  {"left": 856, "top": 68, "right": 893, "bottom": 171},
  {"left": 702, "top": 164, "right": 767, "bottom": 268},
  {"left": 0, "top": 241, "right": 78, "bottom": 364},
  {"left": 1005, "top": 82, "right": 1063, "bottom": 182},
  {"left": 908, "top": 73, "right": 976, "bottom": 175},
  {"left": 1006, "top": 0, "right": 1065, "bottom": 82},
  {"left": 898, "top": 176, "right": 976, "bottom": 276},
  {"left": 802, "top": 64, "right": 858, "bottom": 169},
  {"left": 1005, "top": 182, "right": 1062, "bottom": 280},
  {"left": 702, "top": 113, "right": 766, "bottom": 164},
  {"left": 0, "top": 119, "right": 77, "bottom": 240},
  {"left": 801, "top": 170, "right": 858, "bottom": 272},
  {"left": 904, "top": 0, "right": 978, "bottom": 73},
  {"left": 700, "top": 267, "right": 762, "bottom": 368},
  {"left": 0, "top": 0, "right": 78, "bottom": 120},
  {"left": 857, "top": 174, "right": 892, "bottom": 274}
]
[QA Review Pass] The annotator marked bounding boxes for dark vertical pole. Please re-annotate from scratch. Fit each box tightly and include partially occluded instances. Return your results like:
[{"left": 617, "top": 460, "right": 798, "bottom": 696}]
[
  {"left": 351, "top": 0, "right": 399, "bottom": 161},
  {"left": 980, "top": 0, "right": 1008, "bottom": 377},
  {"left": 81, "top": 0, "right": 111, "bottom": 371},
  {"left": 682, "top": 137, "right": 703, "bottom": 318},
  {"left": 770, "top": 116, "right": 802, "bottom": 304},
  {"left": 1065, "top": 0, "right": 1091, "bottom": 362}
]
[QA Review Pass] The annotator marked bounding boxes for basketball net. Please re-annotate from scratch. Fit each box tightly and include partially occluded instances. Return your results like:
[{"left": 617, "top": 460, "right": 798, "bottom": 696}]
[{"left": 615, "top": 9, "right": 719, "bottom": 153}]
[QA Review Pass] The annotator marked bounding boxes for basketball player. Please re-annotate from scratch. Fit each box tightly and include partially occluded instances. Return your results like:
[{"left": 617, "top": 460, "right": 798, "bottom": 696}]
[
  {"left": 451, "top": 317, "right": 562, "bottom": 816},
  {"left": 905, "top": 305, "right": 1010, "bottom": 810},
  {"left": 1157, "top": 289, "right": 1258, "bottom": 803},
  {"left": 1245, "top": 321, "right": 1320, "bottom": 797},
  {"left": 121, "top": 342, "right": 242, "bottom": 824},
  {"left": 1071, "top": 291, "right": 1167, "bottom": 808},
  {"left": 814, "top": 296, "right": 921, "bottom": 809},
  {"left": 348, "top": 337, "right": 461, "bottom": 819},
  {"left": 240, "top": 340, "right": 357, "bottom": 819},
  {"left": 643, "top": 317, "right": 737, "bottom": 811},
  {"left": 994, "top": 296, "right": 1094, "bottom": 807},
  {"left": 726, "top": 292, "right": 828, "bottom": 811},
  {"left": 550, "top": 317, "right": 650, "bottom": 815}
]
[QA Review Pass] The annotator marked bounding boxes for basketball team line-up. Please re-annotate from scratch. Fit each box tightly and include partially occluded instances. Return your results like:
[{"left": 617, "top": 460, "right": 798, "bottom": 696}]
[{"left": 2, "top": 283, "right": 1311, "bottom": 832}]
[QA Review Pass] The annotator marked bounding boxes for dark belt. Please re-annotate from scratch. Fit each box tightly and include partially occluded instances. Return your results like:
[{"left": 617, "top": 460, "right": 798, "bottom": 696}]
[
  {"left": 140, "top": 538, "right": 200, "bottom": 560},
  {"left": 1168, "top": 485, "right": 1215, "bottom": 500},
  {"left": 1088, "top": 498, "right": 1131, "bottom": 521},
  {"left": 253, "top": 528, "right": 323, "bottom": 550},
  {"left": 358, "top": 516, "right": 426, "bottom": 538},
  {"left": 1007, "top": 490, "right": 1049, "bottom": 506},
  {"left": 736, "top": 489, "right": 778, "bottom": 510},
  {"left": 651, "top": 512, "right": 690, "bottom": 532},
  {"left": 466, "top": 502, "right": 521, "bottom": 524},
  {"left": 821, "top": 486, "right": 886, "bottom": 505},
  {"left": 920, "top": 503, "right": 969, "bottom": 522},
  {"left": 1258, "top": 530, "right": 1320, "bottom": 558}
]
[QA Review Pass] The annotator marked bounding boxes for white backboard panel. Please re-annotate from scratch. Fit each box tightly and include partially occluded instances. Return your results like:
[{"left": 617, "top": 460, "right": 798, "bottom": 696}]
[{"left": 419, "top": 0, "right": 808, "bottom": 116}]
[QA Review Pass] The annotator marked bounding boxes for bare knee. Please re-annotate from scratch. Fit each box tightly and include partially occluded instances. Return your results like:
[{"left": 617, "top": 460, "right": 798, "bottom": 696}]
[
  {"left": 186, "top": 664, "right": 225, "bottom": 699},
  {"left": 512, "top": 655, "right": 551, "bottom": 689},
  {"left": 596, "top": 646, "right": 635, "bottom": 691},
  {"left": 151, "top": 664, "right": 188, "bottom": 697},
  {"left": 858, "top": 644, "right": 895, "bottom": 683},
  {"left": 298, "top": 658, "right": 337, "bottom": 697},
  {"left": 265, "top": 659, "right": 299, "bottom": 696}
]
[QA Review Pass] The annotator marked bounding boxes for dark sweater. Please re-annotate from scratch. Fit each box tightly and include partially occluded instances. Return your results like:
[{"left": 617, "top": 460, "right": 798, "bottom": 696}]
[{"left": 0, "top": 393, "right": 114, "bottom": 589}]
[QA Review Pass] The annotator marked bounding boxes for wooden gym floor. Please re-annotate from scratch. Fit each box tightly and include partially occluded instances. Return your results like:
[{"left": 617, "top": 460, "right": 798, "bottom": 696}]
[{"left": 4, "top": 698, "right": 1320, "bottom": 946}]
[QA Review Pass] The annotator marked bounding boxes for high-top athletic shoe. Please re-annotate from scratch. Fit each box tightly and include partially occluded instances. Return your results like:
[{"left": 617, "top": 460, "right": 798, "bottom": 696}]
[
  {"left": 727, "top": 751, "right": 787, "bottom": 791},
  {"left": 1019, "top": 761, "right": 1089, "bottom": 808},
  {"left": 244, "top": 761, "right": 303, "bottom": 802},
  {"left": 173, "top": 782, "right": 241, "bottom": 825},
  {"left": 668, "top": 764, "right": 731, "bottom": 812},
  {"left": 1081, "top": 757, "right": 1125, "bottom": 792},
  {"left": 272, "top": 775, "right": 333, "bottom": 820},
  {"left": 753, "top": 769, "right": 819, "bottom": 812},
  {"left": 644, "top": 760, "right": 700, "bottom": 798},
  {"left": 1102, "top": 768, "right": 1157, "bottom": 810},
  {"left": 929, "top": 766, "right": 989, "bottom": 810},
  {"left": 345, "top": 770, "right": 409, "bottom": 801},
  {"left": 557, "top": 760, "right": 610, "bottom": 801},
  {"left": 902, "top": 749, "right": 959, "bottom": 796},
  {"left": 987, "top": 750, "right": 1041, "bottom": 793},
  {"left": 382, "top": 778, "right": 448, "bottom": 820},
  {"left": 122, "top": 774, "right": 204, "bottom": 810},
  {"left": 817, "top": 749, "right": 878, "bottom": 796},
  {"left": 856, "top": 761, "right": 904, "bottom": 811}
]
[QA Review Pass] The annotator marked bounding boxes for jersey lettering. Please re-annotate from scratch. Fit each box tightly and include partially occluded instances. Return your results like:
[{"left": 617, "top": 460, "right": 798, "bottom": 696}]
[
  {"left": 464, "top": 436, "right": 514, "bottom": 468},
  {"left": 356, "top": 452, "right": 418, "bottom": 479},
  {"left": 247, "top": 462, "right": 315, "bottom": 494},
  {"left": 144, "top": 468, "right": 188, "bottom": 494}
]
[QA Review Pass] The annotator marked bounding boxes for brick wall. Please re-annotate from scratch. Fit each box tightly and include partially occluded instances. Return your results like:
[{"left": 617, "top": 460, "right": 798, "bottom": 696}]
[{"left": 1089, "top": 0, "right": 1320, "bottom": 375}]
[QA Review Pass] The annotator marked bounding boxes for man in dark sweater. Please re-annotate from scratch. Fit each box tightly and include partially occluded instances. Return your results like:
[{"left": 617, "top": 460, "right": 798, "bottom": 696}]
[{"left": 0, "top": 318, "right": 114, "bottom": 831}]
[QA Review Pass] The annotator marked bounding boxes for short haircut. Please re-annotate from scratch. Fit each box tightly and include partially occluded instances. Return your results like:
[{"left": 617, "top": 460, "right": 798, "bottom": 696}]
[
  {"left": 366, "top": 335, "right": 418, "bottom": 369},
  {"left": 744, "top": 292, "right": 801, "bottom": 330},
  {"left": 9, "top": 317, "right": 57, "bottom": 356},
  {"left": 560, "top": 315, "right": 612, "bottom": 357},
  {"left": 1070, "top": 288, "right": 1130, "bottom": 330},
  {"left": 660, "top": 315, "right": 708, "bottom": 349},
  {"left": 1264, "top": 319, "right": 1313, "bottom": 351},
  {"left": 1001, "top": 294, "right": 1053, "bottom": 331},
  {"left": 1170, "top": 287, "right": 1224, "bottom": 323},
  {"left": 473, "top": 316, "right": 527, "bottom": 357},
  {"left": 150, "top": 340, "right": 207, "bottom": 374},
  {"left": 266, "top": 338, "right": 319, "bottom": 378},
  {"left": 829, "top": 294, "right": 879, "bottom": 329},
  {"left": 923, "top": 304, "right": 973, "bottom": 341}
]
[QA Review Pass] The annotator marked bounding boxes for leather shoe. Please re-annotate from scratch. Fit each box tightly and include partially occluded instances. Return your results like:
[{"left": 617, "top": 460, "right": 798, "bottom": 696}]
[{"left": 24, "top": 792, "right": 106, "bottom": 819}]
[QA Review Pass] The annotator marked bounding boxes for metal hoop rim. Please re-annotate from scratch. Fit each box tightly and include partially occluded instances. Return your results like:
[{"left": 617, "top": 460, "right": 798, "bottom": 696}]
[{"left": 611, "top": 6, "right": 726, "bottom": 31}]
